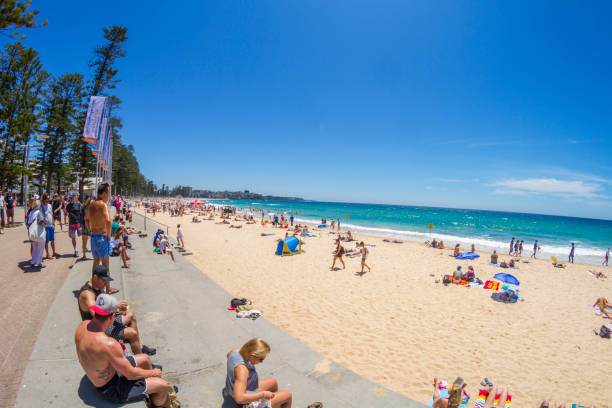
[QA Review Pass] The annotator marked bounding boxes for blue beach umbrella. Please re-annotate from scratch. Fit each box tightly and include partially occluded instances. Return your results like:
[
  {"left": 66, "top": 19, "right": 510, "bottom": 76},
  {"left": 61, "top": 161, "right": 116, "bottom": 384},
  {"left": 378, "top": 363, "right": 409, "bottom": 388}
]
[{"left": 493, "top": 273, "right": 520, "bottom": 286}]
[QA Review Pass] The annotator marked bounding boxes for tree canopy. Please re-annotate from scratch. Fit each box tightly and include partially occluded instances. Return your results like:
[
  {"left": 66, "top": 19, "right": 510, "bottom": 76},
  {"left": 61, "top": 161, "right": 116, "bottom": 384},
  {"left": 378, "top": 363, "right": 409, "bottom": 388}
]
[{"left": 0, "top": 0, "right": 48, "bottom": 40}]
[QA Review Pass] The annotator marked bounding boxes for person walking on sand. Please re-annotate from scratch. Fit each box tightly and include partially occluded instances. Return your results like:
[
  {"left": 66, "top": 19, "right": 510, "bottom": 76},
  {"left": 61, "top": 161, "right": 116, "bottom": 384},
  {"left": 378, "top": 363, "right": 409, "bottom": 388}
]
[
  {"left": 569, "top": 242, "right": 575, "bottom": 263},
  {"left": 330, "top": 238, "right": 346, "bottom": 270},
  {"left": 85, "top": 183, "right": 119, "bottom": 294},
  {"left": 531, "top": 240, "right": 539, "bottom": 258},
  {"left": 359, "top": 241, "right": 371, "bottom": 274},
  {"left": 604, "top": 247, "right": 610, "bottom": 266},
  {"left": 509, "top": 237, "right": 515, "bottom": 255}
]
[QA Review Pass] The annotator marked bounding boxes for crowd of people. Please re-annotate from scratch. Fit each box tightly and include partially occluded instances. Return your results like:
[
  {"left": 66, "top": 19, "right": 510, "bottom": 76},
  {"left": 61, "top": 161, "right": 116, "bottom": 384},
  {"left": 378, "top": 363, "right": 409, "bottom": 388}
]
[{"left": 6, "top": 190, "right": 608, "bottom": 407}]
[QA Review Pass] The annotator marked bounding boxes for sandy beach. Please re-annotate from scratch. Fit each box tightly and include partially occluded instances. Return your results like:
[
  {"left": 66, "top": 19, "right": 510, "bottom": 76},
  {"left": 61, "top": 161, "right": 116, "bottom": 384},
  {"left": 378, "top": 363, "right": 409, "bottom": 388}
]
[{"left": 137, "top": 206, "right": 612, "bottom": 407}]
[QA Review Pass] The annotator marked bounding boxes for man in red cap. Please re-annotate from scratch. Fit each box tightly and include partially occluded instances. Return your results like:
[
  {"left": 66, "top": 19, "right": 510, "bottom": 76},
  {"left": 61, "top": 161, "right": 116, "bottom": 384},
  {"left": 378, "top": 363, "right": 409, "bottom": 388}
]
[
  {"left": 77, "top": 265, "right": 156, "bottom": 356},
  {"left": 75, "top": 293, "right": 171, "bottom": 407}
]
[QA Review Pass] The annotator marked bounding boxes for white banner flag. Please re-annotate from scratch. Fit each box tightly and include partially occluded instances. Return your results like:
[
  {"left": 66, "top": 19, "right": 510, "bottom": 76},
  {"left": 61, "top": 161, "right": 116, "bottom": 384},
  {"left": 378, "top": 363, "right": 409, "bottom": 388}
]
[{"left": 83, "top": 96, "right": 106, "bottom": 145}]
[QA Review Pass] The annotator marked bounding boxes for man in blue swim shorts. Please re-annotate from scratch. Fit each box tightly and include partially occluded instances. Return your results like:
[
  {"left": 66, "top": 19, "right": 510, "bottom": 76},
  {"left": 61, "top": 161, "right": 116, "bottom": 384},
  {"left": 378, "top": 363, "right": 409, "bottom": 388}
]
[{"left": 85, "top": 182, "right": 119, "bottom": 294}]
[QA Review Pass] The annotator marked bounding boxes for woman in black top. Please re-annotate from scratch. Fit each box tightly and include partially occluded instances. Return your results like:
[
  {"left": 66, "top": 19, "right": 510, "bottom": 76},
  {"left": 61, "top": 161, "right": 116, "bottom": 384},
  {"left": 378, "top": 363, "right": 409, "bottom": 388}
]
[{"left": 330, "top": 238, "right": 346, "bottom": 270}]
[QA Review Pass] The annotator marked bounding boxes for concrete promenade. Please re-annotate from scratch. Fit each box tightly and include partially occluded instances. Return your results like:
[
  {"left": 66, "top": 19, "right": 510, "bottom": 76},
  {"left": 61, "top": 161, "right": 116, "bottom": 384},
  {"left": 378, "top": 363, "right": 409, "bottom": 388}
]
[
  {"left": 0, "top": 208, "right": 81, "bottom": 407},
  {"left": 15, "top": 212, "right": 426, "bottom": 408}
]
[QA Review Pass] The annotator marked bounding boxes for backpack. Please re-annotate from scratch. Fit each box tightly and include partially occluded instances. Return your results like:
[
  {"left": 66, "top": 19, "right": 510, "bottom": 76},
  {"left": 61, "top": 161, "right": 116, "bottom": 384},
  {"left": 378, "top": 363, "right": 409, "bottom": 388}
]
[
  {"left": 599, "top": 325, "right": 611, "bottom": 339},
  {"left": 442, "top": 275, "right": 451, "bottom": 284},
  {"left": 231, "top": 298, "right": 250, "bottom": 308},
  {"left": 500, "top": 262, "right": 509, "bottom": 268}
]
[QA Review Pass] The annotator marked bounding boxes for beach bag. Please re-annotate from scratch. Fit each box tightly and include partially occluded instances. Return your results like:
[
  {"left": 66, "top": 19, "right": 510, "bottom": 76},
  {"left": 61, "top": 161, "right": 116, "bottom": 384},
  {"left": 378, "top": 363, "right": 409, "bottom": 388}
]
[
  {"left": 499, "top": 262, "right": 509, "bottom": 268},
  {"left": 599, "top": 325, "right": 611, "bottom": 339},
  {"left": 28, "top": 218, "right": 45, "bottom": 243},
  {"left": 231, "top": 298, "right": 250, "bottom": 308},
  {"left": 161, "top": 383, "right": 180, "bottom": 408},
  {"left": 236, "top": 304, "right": 253, "bottom": 312},
  {"left": 442, "top": 275, "right": 451, "bottom": 284}
]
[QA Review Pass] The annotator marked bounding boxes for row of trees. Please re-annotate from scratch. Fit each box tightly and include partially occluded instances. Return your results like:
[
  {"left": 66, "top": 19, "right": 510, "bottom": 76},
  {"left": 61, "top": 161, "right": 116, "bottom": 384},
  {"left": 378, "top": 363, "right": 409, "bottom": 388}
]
[{"left": 0, "top": 11, "right": 154, "bottom": 200}]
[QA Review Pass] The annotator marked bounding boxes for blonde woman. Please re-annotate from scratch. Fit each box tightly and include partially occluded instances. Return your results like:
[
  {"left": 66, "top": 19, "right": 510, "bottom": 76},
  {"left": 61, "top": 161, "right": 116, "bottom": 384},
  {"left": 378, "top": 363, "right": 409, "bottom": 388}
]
[{"left": 223, "top": 338, "right": 292, "bottom": 408}]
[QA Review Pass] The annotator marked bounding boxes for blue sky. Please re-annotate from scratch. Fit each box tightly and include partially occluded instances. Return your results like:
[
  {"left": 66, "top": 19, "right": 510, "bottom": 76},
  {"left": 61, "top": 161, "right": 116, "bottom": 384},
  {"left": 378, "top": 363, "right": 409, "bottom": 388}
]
[{"left": 8, "top": 1, "right": 612, "bottom": 218}]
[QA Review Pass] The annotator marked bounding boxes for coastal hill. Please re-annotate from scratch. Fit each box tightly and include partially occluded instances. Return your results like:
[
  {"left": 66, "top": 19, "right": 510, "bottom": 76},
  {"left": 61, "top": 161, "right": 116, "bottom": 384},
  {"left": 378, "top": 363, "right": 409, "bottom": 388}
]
[{"left": 192, "top": 189, "right": 305, "bottom": 201}]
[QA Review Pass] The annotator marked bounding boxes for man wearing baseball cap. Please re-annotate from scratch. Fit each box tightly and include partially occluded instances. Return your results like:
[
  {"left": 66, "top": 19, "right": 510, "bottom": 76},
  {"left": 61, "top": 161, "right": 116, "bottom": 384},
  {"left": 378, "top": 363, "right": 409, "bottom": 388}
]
[
  {"left": 75, "top": 293, "right": 171, "bottom": 406},
  {"left": 77, "top": 265, "right": 156, "bottom": 356}
]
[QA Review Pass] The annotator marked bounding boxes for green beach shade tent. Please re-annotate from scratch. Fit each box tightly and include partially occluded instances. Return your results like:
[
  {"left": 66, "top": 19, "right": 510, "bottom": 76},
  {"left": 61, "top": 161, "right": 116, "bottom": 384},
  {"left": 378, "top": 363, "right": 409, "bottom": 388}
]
[{"left": 275, "top": 236, "right": 302, "bottom": 256}]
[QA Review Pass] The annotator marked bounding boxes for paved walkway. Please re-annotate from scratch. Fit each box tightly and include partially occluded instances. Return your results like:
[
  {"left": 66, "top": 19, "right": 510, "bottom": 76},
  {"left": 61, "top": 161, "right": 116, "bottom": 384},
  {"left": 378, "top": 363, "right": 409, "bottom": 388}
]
[
  {"left": 0, "top": 209, "right": 80, "bottom": 407},
  {"left": 15, "top": 212, "right": 426, "bottom": 407}
]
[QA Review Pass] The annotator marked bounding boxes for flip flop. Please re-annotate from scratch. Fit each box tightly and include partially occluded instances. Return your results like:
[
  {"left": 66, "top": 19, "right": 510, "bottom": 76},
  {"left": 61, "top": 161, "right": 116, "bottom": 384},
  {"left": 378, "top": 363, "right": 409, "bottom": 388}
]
[{"left": 307, "top": 403, "right": 323, "bottom": 408}]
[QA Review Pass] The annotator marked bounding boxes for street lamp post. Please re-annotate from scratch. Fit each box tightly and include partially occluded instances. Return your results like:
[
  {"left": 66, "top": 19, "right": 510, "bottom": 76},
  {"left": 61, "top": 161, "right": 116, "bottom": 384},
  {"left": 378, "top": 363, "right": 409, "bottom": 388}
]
[{"left": 16, "top": 134, "right": 49, "bottom": 207}]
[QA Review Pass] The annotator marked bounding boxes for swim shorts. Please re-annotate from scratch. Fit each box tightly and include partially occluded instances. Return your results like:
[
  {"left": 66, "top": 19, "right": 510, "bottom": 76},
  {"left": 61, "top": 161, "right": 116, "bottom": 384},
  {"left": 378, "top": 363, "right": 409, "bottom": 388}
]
[
  {"left": 69, "top": 223, "right": 82, "bottom": 238},
  {"left": 91, "top": 233, "right": 111, "bottom": 259},
  {"left": 105, "top": 314, "right": 125, "bottom": 340},
  {"left": 45, "top": 226, "right": 55, "bottom": 243},
  {"left": 95, "top": 356, "right": 148, "bottom": 403}
]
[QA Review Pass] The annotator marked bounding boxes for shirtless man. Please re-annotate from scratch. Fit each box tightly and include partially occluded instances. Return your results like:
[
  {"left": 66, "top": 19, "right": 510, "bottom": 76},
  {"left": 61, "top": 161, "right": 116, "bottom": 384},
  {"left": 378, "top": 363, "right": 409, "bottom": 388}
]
[
  {"left": 85, "top": 183, "right": 118, "bottom": 294},
  {"left": 77, "top": 265, "right": 156, "bottom": 356},
  {"left": 75, "top": 293, "right": 170, "bottom": 406}
]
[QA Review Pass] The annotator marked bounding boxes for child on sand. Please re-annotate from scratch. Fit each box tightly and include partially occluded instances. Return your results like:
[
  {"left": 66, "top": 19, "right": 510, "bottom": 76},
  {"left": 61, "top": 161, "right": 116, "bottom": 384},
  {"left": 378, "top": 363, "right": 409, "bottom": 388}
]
[{"left": 359, "top": 241, "right": 371, "bottom": 274}]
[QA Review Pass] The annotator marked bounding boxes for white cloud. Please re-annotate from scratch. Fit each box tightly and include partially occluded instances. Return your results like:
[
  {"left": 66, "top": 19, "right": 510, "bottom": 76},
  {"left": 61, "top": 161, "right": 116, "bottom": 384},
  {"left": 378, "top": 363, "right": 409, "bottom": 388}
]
[{"left": 492, "top": 178, "right": 604, "bottom": 199}]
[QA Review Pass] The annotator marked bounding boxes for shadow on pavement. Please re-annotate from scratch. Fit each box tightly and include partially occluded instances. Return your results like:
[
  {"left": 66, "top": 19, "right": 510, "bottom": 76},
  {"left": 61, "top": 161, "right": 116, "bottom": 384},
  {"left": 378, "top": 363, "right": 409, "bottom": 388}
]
[
  {"left": 77, "top": 376, "right": 118, "bottom": 408},
  {"left": 18, "top": 260, "right": 43, "bottom": 273}
]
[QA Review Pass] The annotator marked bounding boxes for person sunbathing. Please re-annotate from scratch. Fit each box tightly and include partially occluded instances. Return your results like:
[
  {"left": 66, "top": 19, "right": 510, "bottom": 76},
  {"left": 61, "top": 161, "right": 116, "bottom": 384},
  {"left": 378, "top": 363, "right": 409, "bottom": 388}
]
[
  {"left": 463, "top": 265, "right": 475, "bottom": 282},
  {"left": 452, "top": 266, "right": 463, "bottom": 284},
  {"left": 593, "top": 297, "right": 612, "bottom": 318},
  {"left": 216, "top": 219, "right": 230, "bottom": 224},
  {"left": 438, "top": 240, "right": 445, "bottom": 249},
  {"left": 490, "top": 250, "right": 499, "bottom": 264},
  {"left": 589, "top": 270, "right": 607, "bottom": 278},
  {"left": 229, "top": 224, "right": 242, "bottom": 229},
  {"left": 453, "top": 244, "right": 462, "bottom": 257},
  {"left": 431, "top": 377, "right": 466, "bottom": 408}
]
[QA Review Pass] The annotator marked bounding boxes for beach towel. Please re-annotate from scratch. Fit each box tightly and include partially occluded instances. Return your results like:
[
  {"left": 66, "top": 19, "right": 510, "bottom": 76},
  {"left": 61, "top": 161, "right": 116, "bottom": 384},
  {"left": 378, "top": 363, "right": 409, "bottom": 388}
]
[
  {"left": 302, "top": 234, "right": 316, "bottom": 237},
  {"left": 474, "top": 390, "right": 512, "bottom": 408},
  {"left": 261, "top": 233, "right": 274, "bottom": 236},
  {"left": 456, "top": 252, "right": 480, "bottom": 260},
  {"left": 484, "top": 280, "right": 500, "bottom": 290}
]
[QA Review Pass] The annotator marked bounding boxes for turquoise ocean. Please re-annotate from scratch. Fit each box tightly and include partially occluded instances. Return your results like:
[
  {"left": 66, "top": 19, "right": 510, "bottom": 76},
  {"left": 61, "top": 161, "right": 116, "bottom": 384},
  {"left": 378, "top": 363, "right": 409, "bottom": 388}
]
[{"left": 208, "top": 199, "right": 611, "bottom": 264}]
